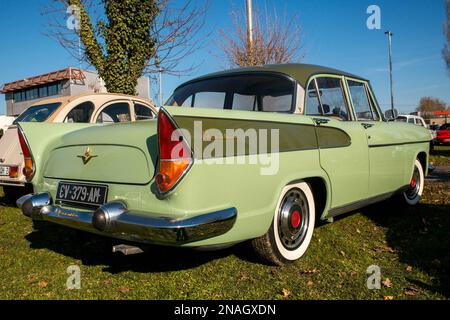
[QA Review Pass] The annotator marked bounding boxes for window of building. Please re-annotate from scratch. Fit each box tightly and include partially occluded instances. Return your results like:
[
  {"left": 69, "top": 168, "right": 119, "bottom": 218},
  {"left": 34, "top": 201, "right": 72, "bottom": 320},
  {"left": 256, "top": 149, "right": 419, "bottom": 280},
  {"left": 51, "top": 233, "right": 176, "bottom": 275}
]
[
  {"left": 14, "top": 92, "right": 23, "bottom": 102},
  {"left": 39, "top": 86, "right": 48, "bottom": 98},
  {"left": 11, "top": 82, "right": 62, "bottom": 103},
  {"left": 96, "top": 102, "right": 131, "bottom": 123},
  {"left": 134, "top": 103, "right": 155, "bottom": 121},
  {"left": 48, "top": 83, "right": 61, "bottom": 96},
  {"left": 64, "top": 101, "right": 95, "bottom": 123}
]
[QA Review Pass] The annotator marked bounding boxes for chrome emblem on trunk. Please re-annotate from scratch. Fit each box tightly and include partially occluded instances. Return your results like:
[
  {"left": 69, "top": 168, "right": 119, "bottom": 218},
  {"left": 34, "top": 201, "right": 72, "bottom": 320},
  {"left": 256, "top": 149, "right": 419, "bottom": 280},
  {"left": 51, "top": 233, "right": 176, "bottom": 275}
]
[{"left": 77, "top": 147, "right": 98, "bottom": 165}]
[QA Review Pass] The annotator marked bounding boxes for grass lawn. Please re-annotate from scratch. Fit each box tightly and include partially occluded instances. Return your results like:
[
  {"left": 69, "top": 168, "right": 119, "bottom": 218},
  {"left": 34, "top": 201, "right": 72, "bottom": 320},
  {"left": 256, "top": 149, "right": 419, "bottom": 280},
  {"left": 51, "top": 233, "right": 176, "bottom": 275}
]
[
  {"left": 0, "top": 168, "right": 448, "bottom": 299},
  {"left": 430, "top": 145, "right": 450, "bottom": 167}
]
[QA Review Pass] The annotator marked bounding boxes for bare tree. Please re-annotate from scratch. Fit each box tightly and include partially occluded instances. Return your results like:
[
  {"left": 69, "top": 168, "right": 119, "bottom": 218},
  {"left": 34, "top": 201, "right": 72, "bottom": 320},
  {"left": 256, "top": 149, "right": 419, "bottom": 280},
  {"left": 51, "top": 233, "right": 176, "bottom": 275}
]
[
  {"left": 444, "top": 0, "right": 450, "bottom": 73},
  {"left": 417, "top": 96, "right": 447, "bottom": 119},
  {"left": 42, "top": 0, "right": 208, "bottom": 94},
  {"left": 217, "top": 3, "right": 304, "bottom": 67}
]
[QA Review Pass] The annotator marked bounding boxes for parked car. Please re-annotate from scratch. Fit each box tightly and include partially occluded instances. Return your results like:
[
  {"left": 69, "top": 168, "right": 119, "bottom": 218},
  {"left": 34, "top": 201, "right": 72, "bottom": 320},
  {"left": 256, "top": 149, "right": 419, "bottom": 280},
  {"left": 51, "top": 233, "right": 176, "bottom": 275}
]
[
  {"left": 16, "top": 64, "right": 430, "bottom": 265},
  {"left": 0, "top": 115, "right": 15, "bottom": 139},
  {"left": 396, "top": 114, "right": 427, "bottom": 127},
  {"left": 435, "top": 123, "right": 450, "bottom": 145},
  {"left": 396, "top": 115, "right": 434, "bottom": 150},
  {"left": 0, "top": 93, "right": 157, "bottom": 202}
]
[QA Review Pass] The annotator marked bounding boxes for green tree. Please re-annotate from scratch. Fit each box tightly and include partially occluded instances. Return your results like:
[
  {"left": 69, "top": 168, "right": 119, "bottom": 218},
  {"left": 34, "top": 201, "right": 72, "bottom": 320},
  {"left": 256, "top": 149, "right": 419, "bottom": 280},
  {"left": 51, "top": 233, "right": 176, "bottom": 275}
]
[{"left": 46, "top": 0, "right": 207, "bottom": 95}]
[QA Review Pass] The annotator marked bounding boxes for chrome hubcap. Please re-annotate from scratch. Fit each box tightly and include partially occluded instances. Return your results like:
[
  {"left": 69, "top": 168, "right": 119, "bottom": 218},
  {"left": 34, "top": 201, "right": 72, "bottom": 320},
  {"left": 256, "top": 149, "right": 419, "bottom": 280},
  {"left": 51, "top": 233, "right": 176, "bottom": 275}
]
[
  {"left": 405, "top": 165, "right": 421, "bottom": 200},
  {"left": 278, "top": 188, "right": 309, "bottom": 250}
]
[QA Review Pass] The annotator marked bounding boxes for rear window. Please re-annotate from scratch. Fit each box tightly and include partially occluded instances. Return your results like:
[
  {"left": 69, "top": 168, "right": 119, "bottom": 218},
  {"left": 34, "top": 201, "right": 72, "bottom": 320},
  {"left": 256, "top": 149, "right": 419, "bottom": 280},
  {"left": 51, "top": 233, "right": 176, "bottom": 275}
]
[
  {"left": 440, "top": 124, "right": 450, "bottom": 130},
  {"left": 13, "top": 103, "right": 61, "bottom": 124},
  {"left": 396, "top": 116, "right": 407, "bottom": 122},
  {"left": 167, "top": 74, "right": 296, "bottom": 113}
]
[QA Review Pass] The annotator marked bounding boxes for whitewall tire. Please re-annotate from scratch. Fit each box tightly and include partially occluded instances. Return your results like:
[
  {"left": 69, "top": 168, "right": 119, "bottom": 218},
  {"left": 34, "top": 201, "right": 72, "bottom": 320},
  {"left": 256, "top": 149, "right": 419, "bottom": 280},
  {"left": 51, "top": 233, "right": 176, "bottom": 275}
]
[
  {"left": 252, "top": 182, "right": 315, "bottom": 265},
  {"left": 402, "top": 159, "right": 425, "bottom": 206}
]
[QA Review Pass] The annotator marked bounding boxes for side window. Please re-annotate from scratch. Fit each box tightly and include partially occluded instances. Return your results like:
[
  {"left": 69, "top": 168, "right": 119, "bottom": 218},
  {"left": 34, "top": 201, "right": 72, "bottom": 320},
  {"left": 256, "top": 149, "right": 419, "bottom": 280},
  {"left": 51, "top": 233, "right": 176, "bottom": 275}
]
[
  {"left": 305, "top": 81, "right": 322, "bottom": 116},
  {"left": 134, "top": 103, "right": 155, "bottom": 121},
  {"left": 193, "top": 92, "right": 226, "bottom": 109},
  {"left": 233, "top": 94, "right": 257, "bottom": 111},
  {"left": 181, "top": 95, "right": 193, "bottom": 107},
  {"left": 262, "top": 94, "right": 292, "bottom": 112},
  {"left": 347, "top": 80, "right": 379, "bottom": 121},
  {"left": 96, "top": 102, "right": 131, "bottom": 123},
  {"left": 64, "top": 101, "right": 94, "bottom": 123},
  {"left": 408, "top": 118, "right": 415, "bottom": 124},
  {"left": 306, "top": 77, "right": 350, "bottom": 121}
]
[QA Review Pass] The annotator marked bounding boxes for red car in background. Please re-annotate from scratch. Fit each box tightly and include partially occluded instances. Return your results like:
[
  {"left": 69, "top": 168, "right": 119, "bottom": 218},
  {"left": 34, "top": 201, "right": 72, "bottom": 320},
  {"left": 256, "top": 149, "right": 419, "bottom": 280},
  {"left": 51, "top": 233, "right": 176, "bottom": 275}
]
[{"left": 436, "top": 123, "right": 450, "bottom": 145}]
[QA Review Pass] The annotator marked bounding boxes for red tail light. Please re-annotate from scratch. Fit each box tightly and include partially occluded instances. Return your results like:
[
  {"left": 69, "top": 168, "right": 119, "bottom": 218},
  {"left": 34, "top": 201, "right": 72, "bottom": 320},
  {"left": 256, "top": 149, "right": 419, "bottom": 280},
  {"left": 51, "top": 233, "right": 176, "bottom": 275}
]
[
  {"left": 17, "top": 127, "right": 35, "bottom": 181},
  {"left": 155, "top": 109, "right": 192, "bottom": 194}
]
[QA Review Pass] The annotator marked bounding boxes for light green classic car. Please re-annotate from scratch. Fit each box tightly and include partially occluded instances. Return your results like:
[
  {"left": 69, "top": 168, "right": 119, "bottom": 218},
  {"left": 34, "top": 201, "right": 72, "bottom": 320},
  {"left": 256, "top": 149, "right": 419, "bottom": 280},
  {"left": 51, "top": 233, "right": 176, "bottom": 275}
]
[{"left": 16, "top": 64, "right": 431, "bottom": 265}]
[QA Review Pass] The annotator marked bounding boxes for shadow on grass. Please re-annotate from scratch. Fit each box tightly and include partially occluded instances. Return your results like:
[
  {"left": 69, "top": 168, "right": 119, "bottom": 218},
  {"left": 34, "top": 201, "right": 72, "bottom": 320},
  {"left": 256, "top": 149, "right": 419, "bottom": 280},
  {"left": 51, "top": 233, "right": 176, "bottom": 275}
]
[
  {"left": 25, "top": 222, "right": 261, "bottom": 274},
  {"left": 360, "top": 199, "right": 450, "bottom": 298},
  {"left": 430, "top": 148, "right": 450, "bottom": 158}
]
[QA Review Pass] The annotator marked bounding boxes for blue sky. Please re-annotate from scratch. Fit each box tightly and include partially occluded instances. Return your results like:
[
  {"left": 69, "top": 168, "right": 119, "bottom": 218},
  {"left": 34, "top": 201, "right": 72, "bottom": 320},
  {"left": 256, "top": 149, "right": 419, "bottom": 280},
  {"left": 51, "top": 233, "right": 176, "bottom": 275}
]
[{"left": 0, "top": 0, "right": 448, "bottom": 115}]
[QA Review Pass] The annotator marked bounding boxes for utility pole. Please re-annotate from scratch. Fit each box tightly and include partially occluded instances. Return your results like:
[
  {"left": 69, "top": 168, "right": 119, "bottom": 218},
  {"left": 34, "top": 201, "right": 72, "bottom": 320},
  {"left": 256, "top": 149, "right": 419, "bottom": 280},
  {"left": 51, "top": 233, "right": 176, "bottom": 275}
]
[
  {"left": 246, "top": 0, "right": 254, "bottom": 50},
  {"left": 159, "top": 68, "right": 163, "bottom": 106},
  {"left": 385, "top": 31, "right": 395, "bottom": 113},
  {"left": 155, "top": 57, "right": 163, "bottom": 106}
]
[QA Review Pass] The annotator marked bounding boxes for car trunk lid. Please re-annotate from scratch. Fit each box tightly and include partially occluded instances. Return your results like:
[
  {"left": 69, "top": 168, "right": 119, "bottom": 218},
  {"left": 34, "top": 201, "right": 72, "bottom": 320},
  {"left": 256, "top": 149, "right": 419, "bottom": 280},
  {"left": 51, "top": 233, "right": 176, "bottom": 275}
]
[{"left": 43, "top": 121, "right": 158, "bottom": 185}]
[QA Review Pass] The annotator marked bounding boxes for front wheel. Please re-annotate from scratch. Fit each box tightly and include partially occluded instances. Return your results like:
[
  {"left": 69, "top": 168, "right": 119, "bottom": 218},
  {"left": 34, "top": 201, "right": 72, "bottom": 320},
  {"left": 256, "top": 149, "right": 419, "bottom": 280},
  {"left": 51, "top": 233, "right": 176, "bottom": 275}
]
[
  {"left": 402, "top": 159, "right": 425, "bottom": 206},
  {"left": 252, "top": 182, "right": 315, "bottom": 266}
]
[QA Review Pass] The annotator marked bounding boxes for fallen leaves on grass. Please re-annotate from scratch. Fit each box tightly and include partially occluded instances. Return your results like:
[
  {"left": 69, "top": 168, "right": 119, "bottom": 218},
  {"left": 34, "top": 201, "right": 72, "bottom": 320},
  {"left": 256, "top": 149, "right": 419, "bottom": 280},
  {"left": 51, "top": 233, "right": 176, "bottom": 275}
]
[
  {"left": 306, "top": 281, "right": 313, "bottom": 288},
  {"left": 406, "top": 266, "right": 413, "bottom": 272},
  {"left": 404, "top": 286, "right": 419, "bottom": 297},
  {"left": 382, "top": 278, "right": 392, "bottom": 288},
  {"left": 300, "top": 269, "right": 318, "bottom": 275},
  {"left": 383, "top": 296, "right": 394, "bottom": 300},
  {"left": 374, "top": 245, "right": 396, "bottom": 254},
  {"left": 281, "top": 288, "right": 291, "bottom": 298},
  {"left": 37, "top": 281, "right": 48, "bottom": 289},
  {"left": 103, "top": 279, "right": 113, "bottom": 285},
  {"left": 119, "top": 287, "right": 131, "bottom": 294}
]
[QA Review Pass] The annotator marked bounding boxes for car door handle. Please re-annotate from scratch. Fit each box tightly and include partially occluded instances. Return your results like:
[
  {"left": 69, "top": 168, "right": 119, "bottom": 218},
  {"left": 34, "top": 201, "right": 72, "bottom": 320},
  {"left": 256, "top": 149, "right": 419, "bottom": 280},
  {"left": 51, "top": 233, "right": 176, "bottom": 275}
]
[
  {"left": 313, "top": 118, "right": 330, "bottom": 126},
  {"left": 362, "top": 123, "right": 374, "bottom": 129}
]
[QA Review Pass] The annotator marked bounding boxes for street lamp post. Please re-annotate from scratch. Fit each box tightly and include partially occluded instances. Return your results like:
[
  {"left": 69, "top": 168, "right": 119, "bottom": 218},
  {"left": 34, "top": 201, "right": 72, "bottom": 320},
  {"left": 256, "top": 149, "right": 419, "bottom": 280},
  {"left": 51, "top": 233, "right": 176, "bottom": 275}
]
[
  {"left": 385, "top": 31, "right": 395, "bottom": 113},
  {"left": 246, "top": 0, "right": 253, "bottom": 49}
]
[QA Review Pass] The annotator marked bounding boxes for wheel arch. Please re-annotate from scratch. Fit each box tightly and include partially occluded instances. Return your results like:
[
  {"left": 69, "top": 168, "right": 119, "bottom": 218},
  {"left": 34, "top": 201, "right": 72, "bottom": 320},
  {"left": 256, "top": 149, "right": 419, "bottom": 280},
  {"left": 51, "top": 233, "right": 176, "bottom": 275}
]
[
  {"left": 303, "top": 177, "right": 330, "bottom": 223},
  {"left": 416, "top": 151, "right": 428, "bottom": 176}
]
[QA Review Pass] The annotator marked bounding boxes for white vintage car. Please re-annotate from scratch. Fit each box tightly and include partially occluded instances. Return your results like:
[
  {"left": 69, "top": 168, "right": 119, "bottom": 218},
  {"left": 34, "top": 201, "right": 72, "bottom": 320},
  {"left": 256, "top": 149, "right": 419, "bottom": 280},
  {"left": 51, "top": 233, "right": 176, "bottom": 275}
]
[
  {"left": 0, "top": 93, "right": 157, "bottom": 203},
  {"left": 0, "top": 115, "right": 15, "bottom": 139}
]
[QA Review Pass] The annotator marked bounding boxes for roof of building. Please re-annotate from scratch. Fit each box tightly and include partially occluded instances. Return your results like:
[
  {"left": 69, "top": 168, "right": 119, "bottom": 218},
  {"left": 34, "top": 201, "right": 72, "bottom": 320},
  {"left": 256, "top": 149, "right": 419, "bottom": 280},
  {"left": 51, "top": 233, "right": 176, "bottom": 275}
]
[
  {"left": 0, "top": 68, "right": 86, "bottom": 94},
  {"left": 176, "top": 63, "right": 366, "bottom": 90}
]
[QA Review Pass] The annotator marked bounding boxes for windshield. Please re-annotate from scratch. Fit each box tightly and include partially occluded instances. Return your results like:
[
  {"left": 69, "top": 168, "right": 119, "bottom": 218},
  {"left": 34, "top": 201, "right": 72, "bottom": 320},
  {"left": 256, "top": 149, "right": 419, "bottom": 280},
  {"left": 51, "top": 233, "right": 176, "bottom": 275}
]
[
  {"left": 167, "top": 74, "right": 296, "bottom": 113},
  {"left": 13, "top": 103, "right": 61, "bottom": 124},
  {"left": 440, "top": 123, "right": 450, "bottom": 130},
  {"left": 396, "top": 116, "right": 407, "bottom": 122}
]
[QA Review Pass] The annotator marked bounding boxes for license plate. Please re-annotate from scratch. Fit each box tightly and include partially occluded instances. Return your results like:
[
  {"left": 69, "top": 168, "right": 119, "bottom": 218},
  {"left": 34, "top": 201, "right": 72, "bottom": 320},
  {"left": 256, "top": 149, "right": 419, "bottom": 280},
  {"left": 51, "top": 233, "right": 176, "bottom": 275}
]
[
  {"left": 56, "top": 182, "right": 108, "bottom": 207},
  {"left": 0, "top": 166, "right": 9, "bottom": 176}
]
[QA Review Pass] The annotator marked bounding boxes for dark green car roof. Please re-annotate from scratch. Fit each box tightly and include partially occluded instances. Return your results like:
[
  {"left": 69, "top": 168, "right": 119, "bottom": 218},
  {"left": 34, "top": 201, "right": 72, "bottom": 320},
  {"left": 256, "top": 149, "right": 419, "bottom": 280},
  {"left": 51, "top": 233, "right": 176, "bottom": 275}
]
[{"left": 177, "top": 63, "right": 367, "bottom": 89}]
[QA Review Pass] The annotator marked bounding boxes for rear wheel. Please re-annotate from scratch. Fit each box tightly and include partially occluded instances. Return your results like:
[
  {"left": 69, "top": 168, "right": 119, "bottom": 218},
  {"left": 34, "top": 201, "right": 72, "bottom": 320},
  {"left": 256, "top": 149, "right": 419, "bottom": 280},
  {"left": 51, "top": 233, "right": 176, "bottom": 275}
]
[
  {"left": 252, "top": 182, "right": 315, "bottom": 266},
  {"left": 402, "top": 159, "right": 424, "bottom": 206}
]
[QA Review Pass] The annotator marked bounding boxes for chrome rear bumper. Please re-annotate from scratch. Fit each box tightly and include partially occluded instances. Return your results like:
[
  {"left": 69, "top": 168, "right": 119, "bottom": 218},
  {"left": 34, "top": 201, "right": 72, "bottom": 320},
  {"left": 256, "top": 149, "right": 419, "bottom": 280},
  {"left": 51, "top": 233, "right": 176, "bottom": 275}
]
[{"left": 17, "top": 193, "right": 237, "bottom": 245}]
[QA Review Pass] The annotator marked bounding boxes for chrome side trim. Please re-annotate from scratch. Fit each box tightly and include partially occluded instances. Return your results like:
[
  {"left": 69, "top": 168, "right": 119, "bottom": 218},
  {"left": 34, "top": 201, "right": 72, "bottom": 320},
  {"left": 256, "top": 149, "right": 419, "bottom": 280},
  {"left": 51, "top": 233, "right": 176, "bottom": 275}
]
[{"left": 18, "top": 193, "right": 237, "bottom": 245}]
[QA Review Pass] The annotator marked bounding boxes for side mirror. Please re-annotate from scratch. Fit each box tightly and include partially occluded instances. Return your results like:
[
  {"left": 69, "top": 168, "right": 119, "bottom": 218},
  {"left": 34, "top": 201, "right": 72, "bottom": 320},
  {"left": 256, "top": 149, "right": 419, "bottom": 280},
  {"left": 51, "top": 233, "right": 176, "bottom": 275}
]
[{"left": 384, "top": 109, "right": 398, "bottom": 121}]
